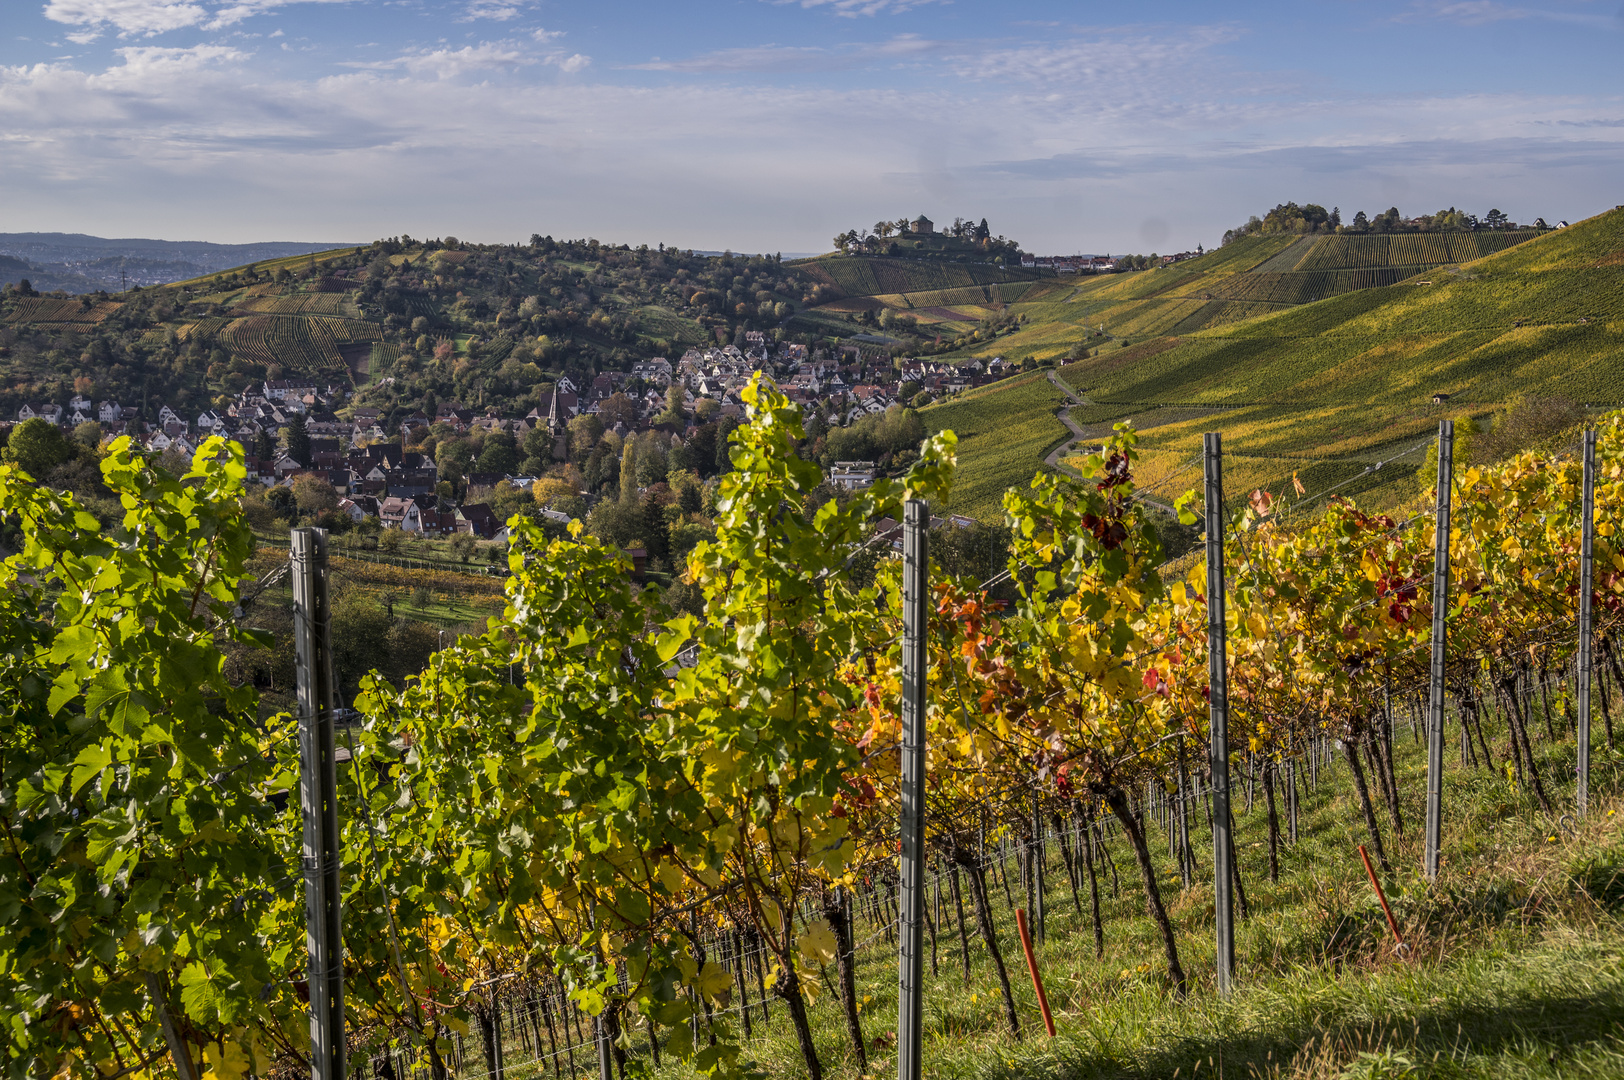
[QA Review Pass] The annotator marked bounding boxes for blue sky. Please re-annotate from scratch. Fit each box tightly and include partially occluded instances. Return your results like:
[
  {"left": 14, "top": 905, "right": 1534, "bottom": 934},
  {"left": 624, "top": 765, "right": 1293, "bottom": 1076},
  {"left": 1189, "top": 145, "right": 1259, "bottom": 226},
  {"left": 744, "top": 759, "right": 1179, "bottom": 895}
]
[{"left": 3, "top": 0, "right": 1621, "bottom": 252}]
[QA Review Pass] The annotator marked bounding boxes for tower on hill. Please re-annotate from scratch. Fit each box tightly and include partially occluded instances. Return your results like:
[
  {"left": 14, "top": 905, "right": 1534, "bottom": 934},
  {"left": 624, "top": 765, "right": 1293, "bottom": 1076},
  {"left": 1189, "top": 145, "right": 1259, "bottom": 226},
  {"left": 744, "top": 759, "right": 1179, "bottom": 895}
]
[{"left": 911, "top": 215, "right": 934, "bottom": 235}]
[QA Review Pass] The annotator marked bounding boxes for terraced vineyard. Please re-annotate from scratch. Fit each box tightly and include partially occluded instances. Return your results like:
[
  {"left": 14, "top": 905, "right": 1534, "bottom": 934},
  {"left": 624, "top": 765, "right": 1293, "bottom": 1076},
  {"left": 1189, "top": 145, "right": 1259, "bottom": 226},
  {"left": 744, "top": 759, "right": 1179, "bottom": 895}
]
[
  {"left": 2, "top": 297, "right": 123, "bottom": 326},
  {"left": 217, "top": 313, "right": 382, "bottom": 378},
  {"left": 795, "top": 254, "right": 1042, "bottom": 297},
  {"left": 1216, "top": 267, "right": 1422, "bottom": 305},
  {"left": 233, "top": 293, "right": 360, "bottom": 317}
]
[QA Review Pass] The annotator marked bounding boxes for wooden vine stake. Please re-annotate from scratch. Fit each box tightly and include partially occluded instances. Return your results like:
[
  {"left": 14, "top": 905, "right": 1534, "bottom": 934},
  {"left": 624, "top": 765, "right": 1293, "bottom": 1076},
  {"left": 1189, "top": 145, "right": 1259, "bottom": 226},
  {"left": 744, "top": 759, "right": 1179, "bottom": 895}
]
[
  {"left": 1357, "top": 844, "right": 1406, "bottom": 956},
  {"left": 1013, "top": 909, "right": 1056, "bottom": 1037}
]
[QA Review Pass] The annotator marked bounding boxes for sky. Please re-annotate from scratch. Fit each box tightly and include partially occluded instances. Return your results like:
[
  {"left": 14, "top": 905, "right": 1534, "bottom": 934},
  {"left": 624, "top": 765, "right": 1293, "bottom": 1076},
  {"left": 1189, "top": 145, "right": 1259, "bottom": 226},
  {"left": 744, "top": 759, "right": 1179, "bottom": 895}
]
[{"left": 3, "top": 0, "right": 1622, "bottom": 253}]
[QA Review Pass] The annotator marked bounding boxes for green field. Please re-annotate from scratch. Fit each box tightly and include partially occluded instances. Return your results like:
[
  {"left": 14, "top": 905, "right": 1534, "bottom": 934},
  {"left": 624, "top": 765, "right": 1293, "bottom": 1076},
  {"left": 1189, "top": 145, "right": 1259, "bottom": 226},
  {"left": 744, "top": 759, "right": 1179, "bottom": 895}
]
[{"left": 921, "top": 372, "right": 1068, "bottom": 520}]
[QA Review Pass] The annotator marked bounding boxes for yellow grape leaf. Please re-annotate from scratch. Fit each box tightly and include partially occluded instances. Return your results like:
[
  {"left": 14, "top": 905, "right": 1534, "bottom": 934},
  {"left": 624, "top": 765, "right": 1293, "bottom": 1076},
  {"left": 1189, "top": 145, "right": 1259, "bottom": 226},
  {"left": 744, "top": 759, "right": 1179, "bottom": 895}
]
[
  {"left": 202, "top": 1040, "right": 252, "bottom": 1080},
  {"left": 657, "top": 862, "right": 685, "bottom": 896},
  {"left": 695, "top": 962, "right": 733, "bottom": 1004},
  {"left": 797, "top": 919, "right": 840, "bottom": 964}
]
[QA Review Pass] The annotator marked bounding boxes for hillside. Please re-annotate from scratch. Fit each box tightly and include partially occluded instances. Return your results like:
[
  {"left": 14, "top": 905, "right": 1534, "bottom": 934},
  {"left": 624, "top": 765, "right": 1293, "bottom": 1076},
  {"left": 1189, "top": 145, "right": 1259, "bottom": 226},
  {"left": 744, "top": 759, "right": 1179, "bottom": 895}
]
[
  {"left": 0, "top": 238, "right": 815, "bottom": 424},
  {"left": 928, "top": 208, "right": 1622, "bottom": 518},
  {"left": 797, "top": 227, "right": 1550, "bottom": 362}
]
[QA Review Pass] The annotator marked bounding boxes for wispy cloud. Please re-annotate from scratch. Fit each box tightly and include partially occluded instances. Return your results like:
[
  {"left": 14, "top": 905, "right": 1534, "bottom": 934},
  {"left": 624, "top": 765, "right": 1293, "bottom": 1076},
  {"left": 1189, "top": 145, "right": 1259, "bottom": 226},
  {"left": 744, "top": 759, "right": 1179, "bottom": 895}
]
[
  {"left": 336, "top": 38, "right": 587, "bottom": 80},
  {"left": 343, "top": 41, "right": 535, "bottom": 79},
  {"left": 629, "top": 34, "right": 947, "bottom": 73},
  {"left": 1399, "top": 1, "right": 1622, "bottom": 28},
  {"left": 460, "top": 0, "right": 527, "bottom": 22},
  {"left": 951, "top": 24, "right": 1244, "bottom": 85},
  {"left": 776, "top": 0, "right": 946, "bottom": 16}
]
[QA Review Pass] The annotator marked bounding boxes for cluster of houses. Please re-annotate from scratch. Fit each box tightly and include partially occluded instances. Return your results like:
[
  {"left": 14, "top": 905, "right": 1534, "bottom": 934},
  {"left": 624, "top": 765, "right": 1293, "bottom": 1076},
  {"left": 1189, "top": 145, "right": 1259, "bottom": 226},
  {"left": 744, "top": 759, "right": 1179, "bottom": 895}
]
[{"left": 12, "top": 339, "right": 1023, "bottom": 536}]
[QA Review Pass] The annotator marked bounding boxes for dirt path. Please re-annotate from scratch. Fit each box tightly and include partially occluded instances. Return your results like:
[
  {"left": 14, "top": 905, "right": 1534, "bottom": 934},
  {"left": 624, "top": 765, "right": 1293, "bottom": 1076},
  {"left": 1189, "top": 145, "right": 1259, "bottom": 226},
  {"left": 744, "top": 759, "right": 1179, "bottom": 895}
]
[
  {"left": 1044, "top": 369, "right": 1089, "bottom": 478},
  {"left": 1043, "top": 370, "right": 1174, "bottom": 512}
]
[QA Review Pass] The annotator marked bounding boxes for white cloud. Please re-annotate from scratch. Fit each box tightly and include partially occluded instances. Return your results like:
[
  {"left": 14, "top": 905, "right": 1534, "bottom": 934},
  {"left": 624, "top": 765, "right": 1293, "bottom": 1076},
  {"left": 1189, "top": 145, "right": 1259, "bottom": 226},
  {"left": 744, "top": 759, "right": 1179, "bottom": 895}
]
[
  {"left": 953, "top": 25, "right": 1243, "bottom": 85},
  {"left": 780, "top": 0, "right": 945, "bottom": 16},
  {"left": 42, "top": 0, "right": 362, "bottom": 37},
  {"left": 461, "top": 0, "right": 526, "bottom": 21},
  {"left": 44, "top": 0, "right": 208, "bottom": 36},
  {"left": 66, "top": 28, "right": 103, "bottom": 43},
  {"left": 531, "top": 27, "right": 562, "bottom": 43},
  {"left": 629, "top": 34, "right": 945, "bottom": 73},
  {"left": 1400, "top": 1, "right": 1622, "bottom": 27},
  {"left": 343, "top": 41, "right": 536, "bottom": 79},
  {"left": 109, "top": 42, "right": 248, "bottom": 74},
  {"left": 548, "top": 52, "right": 589, "bottom": 73}
]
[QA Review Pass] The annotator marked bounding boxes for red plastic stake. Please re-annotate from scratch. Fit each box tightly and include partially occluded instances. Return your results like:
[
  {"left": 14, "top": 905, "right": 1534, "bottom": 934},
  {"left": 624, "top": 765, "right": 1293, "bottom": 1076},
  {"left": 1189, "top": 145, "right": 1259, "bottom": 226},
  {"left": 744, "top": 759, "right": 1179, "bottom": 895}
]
[
  {"left": 1357, "top": 843, "right": 1406, "bottom": 953},
  {"left": 1014, "top": 908, "right": 1057, "bottom": 1037}
]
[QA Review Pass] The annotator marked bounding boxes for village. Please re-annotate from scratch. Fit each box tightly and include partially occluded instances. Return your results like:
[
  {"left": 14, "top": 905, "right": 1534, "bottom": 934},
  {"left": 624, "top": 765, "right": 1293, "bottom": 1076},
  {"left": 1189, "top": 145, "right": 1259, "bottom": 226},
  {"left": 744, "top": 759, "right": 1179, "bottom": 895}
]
[{"left": 11, "top": 333, "right": 1022, "bottom": 541}]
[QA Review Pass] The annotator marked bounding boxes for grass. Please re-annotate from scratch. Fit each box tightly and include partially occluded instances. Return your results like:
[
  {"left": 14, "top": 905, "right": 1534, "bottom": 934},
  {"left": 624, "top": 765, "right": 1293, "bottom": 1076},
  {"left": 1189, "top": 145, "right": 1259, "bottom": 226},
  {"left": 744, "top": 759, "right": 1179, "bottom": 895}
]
[{"left": 920, "top": 373, "right": 1068, "bottom": 521}]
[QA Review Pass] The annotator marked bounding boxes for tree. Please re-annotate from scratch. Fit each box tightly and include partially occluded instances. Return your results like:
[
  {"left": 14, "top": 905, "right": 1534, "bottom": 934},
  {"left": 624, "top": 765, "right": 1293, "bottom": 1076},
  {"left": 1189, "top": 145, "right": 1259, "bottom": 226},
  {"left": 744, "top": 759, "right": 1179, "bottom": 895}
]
[
  {"left": 532, "top": 477, "right": 585, "bottom": 518},
  {"left": 657, "top": 384, "right": 686, "bottom": 427},
  {"left": 599, "top": 392, "right": 639, "bottom": 430},
  {"left": 568, "top": 413, "right": 604, "bottom": 457},
  {"left": 284, "top": 413, "right": 311, "bottom": 467},
  {"left": 266, "top": 485, "right": 297, "bottom": 520},
  {"left": 292, "top": 474, "right": 339, "bottom": 517},
  {"left": 714, "top": 417, "right": 738, "bottom": 474},
  {"left": 619, "top": 440, "right": 638, "bottom": 502},
  {"left": 73, "top": 421, "right": 103, "bottom": 449},
  {"left": 475, "top": 431, "right": 520, "bottom": 475},
  {"left": 5, "top": 418, "right": 74, "bottom": 479},
  {"left": 330, "top": 591, "right": 394, "bottom": 704}
]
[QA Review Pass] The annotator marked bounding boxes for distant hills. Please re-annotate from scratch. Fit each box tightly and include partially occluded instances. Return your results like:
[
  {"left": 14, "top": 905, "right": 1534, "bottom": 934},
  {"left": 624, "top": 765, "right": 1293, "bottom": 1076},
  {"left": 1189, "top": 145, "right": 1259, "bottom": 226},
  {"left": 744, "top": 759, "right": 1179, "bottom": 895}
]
[{"left": 0, "top": 233, "right": 360, "bottom": 294}]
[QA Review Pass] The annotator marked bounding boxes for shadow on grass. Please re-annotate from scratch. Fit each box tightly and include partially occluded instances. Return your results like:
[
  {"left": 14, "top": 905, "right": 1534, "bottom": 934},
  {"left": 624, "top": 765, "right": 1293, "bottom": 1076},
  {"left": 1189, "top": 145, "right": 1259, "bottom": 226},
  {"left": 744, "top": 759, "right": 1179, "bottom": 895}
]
[{"left": 986, "top": 974, "right": 1624, "bottom": 1080}]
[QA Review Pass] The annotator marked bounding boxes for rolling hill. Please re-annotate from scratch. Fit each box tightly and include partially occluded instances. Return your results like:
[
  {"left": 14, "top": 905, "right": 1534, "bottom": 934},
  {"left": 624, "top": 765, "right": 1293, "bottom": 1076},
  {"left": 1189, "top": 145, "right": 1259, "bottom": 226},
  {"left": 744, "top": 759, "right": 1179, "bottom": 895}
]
[
  {"left": 798, "top": 227, "right": 1551, "bottom": 360},
  {"left": 927, "top": 208, "right": 1624, "bottom": 518},
  {"left": 0, "top": 239, "right": 807, "bottom": 424}
]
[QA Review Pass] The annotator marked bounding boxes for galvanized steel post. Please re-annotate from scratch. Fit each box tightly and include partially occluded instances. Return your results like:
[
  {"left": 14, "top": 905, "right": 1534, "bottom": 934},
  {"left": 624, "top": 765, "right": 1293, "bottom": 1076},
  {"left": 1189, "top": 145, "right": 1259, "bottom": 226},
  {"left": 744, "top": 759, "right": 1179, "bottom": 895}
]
[
  {"left": 897, "top": 500, "right": 929, "bottom": 1080},
  {"left": 1578, "top": 428, "right": 1597, "bottom": 816},
  {"left": 292, "top": 528, "right": 345, "bottom": 1080},
  {"left": 1424, "top": 422, "right": 1453, "bottom": 880},
  {"left": 1204, "top": 433, "right": 1234, "bottom": 995}
]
